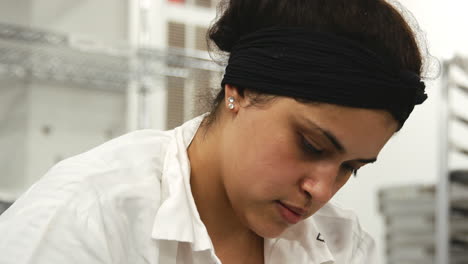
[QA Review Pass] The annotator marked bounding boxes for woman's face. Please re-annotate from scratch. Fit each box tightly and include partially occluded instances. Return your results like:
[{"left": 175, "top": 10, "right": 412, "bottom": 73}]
[{"left": 220, "top": 93, "right": 398, "bottom": 238}]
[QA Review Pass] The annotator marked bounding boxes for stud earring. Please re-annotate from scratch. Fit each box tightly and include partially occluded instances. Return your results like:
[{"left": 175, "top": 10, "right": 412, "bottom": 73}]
[{"left": 228, "top": 97, "right": 235, "bottom": 110}]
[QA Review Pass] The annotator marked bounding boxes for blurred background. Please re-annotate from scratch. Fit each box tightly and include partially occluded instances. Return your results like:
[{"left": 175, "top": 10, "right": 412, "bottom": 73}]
[{"left": 0, "top": 0, "right": 466, "bottom": 263}]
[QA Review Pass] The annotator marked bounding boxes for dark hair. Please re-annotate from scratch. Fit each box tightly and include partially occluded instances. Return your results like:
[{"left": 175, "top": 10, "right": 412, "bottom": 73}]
[{"left": 204, "top": 0, "right": 424, "bottom": 128}]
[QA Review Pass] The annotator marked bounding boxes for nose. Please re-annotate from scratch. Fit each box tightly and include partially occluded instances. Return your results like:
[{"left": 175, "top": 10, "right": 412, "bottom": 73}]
[{"left": 301, "top": 162, "right": 339, "bottom": 204}]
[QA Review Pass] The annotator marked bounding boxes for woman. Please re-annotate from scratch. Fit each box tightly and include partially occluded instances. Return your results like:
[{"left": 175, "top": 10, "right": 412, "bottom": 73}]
[{"left": 0, "top": 0, "right": 430, "bottom": 263}]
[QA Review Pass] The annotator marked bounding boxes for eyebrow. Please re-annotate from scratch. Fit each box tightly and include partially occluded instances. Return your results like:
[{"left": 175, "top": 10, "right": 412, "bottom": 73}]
[{"left": 303, "top": 119, "right": 378, "bottom": 164}]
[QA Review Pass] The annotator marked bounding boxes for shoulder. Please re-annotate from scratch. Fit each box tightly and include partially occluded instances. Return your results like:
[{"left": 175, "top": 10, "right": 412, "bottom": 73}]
[
  {"left": 0, "top": 129, "right": 175, "bottom": 263},
  {"left": 41, "top": 128, "right": 175, "bottom": 190},
  {"left": 311, "top": 201, "right": 378, "bottom": 262},
  {"left": 20, "top": 128, "right": 176, "bottom": 216},
  {"left": 53, "top": 129, "right": 174, "bottom": 175}
]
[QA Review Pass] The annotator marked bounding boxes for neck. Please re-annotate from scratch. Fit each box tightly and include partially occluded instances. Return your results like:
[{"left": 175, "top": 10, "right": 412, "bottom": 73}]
[{"left": 187, "top": 118, "right": 263, "bottom": 254}]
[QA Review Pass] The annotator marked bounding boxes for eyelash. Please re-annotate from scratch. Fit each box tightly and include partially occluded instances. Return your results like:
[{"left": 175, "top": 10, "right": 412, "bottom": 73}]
[
  {"left": 344, "top": 164, "right": 359, "bottom": 176},
  {"left": 301, "top": 136, "right": 359, "bottom": 177},
  {"left": 301, "top": 137, "right": 323, "bottom": 155}
]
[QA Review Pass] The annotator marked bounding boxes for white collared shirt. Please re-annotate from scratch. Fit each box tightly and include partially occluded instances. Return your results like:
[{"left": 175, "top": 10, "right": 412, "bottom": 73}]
[{"left": 0, "top": 114, "right": 377, "bottom": 264}]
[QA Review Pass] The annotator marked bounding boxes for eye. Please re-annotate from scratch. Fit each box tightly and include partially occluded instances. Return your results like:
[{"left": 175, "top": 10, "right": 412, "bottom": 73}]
[
  {"left": 342, "top": 163, "right": 359, "bottom": 177},
  {"left": 301, "top": 136, "right": 323, "bottom": 155},
  {"left": 300, "top": 134, "right": 360, "bottom": 177}
]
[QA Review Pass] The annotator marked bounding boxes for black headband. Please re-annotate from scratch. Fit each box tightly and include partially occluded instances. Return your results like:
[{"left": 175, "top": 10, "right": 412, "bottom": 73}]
[{"left": 221, "top": 27, "right": 427, "bottom": 126}]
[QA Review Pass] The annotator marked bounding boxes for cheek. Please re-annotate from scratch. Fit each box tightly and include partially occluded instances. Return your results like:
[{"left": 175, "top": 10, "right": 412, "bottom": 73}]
[
  {"left": 228, "top": 133, "right": 304, "bottom": 199},
  {"left": 337, "top": 174, "right": 352, "bottom": 189}
]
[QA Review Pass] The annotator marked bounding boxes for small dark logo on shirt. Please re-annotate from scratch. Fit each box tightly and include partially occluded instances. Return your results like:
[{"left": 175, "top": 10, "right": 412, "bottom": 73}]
[{"left": 316, "top": 233, "right": 325, "bottom": 243}]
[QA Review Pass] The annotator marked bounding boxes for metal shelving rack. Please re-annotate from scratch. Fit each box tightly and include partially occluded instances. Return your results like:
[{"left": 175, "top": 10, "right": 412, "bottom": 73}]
[
  {"left": 0, "top": 23, "right": 223, "bottom": 92},
  {"left": 436, "top": 56, "right": 468, "bottom": 264},
  {"left": 379, "top": 185, "right": 436, "bottom": 264},
  {"left": 0, "top": 23, "right": 130, "bottom": 92}
]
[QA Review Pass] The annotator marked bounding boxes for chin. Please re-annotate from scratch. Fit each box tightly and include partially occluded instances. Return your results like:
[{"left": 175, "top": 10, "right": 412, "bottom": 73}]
[{"left": 250, "top": 220, "right": 289, "bottom": 239}]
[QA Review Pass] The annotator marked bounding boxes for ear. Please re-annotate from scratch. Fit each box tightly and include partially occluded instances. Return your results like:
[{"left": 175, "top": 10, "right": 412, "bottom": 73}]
[
  {"left": 224, "top": 83, "right": 242, "bottom": 99},
  {"left": 224, "top": 84, "right": 245, "bottom": 112}
]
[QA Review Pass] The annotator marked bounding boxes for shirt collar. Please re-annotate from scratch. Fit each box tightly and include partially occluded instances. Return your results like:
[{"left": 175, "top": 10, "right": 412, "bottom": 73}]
[{"left": 151, "top": 114, "right": 213, "bottom": 252}]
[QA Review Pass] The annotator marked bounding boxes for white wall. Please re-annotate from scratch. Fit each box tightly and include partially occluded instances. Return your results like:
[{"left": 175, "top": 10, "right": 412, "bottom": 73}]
[
  {"left": 31, "top": 0, "right": 129, "bottom": 47},
  {"left": 0, "top": 78, "right": 29, "bottom": 201},
  {"left": 25, "top": 82, "right": 126, "bottom": 188},
  {"left": 0, "top": 0, "right": 33, "bottom": 26},
  {"left": 332, "top": 0, "right": 468, "bottom": 263},
  {"left": 0, "top": 0, "right": 129, "bottom": 46}
]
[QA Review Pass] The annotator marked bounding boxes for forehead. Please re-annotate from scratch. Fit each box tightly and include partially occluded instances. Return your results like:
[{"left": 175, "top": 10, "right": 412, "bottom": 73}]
[
  {"left": 265, "top": 97, "right": 398, "bottom": 154},
  {"left": 265, "top": 97, "right": 395, "bottom": 125}
]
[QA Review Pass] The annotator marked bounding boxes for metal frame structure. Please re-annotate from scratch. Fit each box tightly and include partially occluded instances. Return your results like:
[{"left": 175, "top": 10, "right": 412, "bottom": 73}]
[
  {"left": 0, "top": 23, "right": 130, "bottom": 92},
  {"left": 436, "top": 60, "right": 450, "bottom": 264},
  {"left": 436, "top": 56, "right": 468, "bottom": 264},
  {"left": 0, "top": 23, "right": 222, "bottom": 90}
]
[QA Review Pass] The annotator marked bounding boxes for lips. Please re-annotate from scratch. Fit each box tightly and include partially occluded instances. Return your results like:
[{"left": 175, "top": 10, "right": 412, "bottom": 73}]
[
  {"left": 280, "top": 202, "right": 306, "bottom": 215},
  {"left": 276, "top": 201, "right": 306, "bottom": 224}
]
